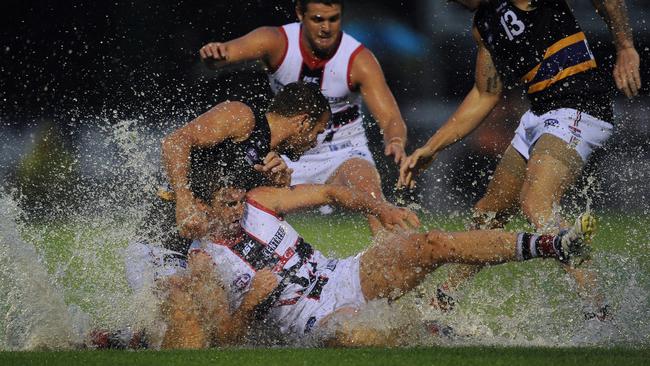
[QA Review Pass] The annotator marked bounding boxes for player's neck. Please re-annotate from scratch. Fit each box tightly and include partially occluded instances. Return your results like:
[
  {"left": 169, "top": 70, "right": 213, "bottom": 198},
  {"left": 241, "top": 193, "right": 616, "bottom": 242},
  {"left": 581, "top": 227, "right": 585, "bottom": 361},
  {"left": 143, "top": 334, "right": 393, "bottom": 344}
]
[
  {"left": 511, "top": 0, "right": 535, "bottom": 11},
  {"left": 266, "top": 112, "right": 290, "bottom": 149},
  {"left": 299, "top": 30, "right": 341, "bottom": 63}
]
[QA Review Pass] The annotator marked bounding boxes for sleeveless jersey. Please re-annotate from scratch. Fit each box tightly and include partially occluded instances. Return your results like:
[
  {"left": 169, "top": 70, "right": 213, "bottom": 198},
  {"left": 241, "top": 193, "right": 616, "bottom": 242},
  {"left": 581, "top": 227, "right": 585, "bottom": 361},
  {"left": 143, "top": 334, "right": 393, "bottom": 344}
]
[
  {"left": 200, "top": 200, "right": 333, "bottom": 319},
  {"left": 138, "top": 106, "right": 272, "bottom": 255},
  {"left": 189, "top": 106, "right": 272, "bottom": 203},
  {"left": 474, "top": 0, "right": 613, "bottom": 121},
  {"left": 269, "top": 22, "right": 366, "bottom": 140}
]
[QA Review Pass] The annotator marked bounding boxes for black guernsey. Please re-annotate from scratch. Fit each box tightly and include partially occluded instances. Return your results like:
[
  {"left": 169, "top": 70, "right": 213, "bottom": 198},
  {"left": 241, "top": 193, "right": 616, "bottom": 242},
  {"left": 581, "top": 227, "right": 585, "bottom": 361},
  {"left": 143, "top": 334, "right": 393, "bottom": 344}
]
[
  {"left": 189, "top": 107, "right": 272, "bottom": 203},
  {"left": 139, "top": 106, "right": 272, "bottom": 254},
  {"left": 474, "top": 0, "right": 613, "bottom": 121}
]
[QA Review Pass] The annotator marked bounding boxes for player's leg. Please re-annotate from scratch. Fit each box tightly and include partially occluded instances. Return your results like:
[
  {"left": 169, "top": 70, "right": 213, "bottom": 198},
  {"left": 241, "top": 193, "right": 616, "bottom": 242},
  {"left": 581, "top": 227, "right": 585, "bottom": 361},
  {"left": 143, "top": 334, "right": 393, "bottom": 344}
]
[
  {"left": 359, "top": 218, "right": 593, "bottom": 302},
  {"left": 521, "top": 133, "right": 609, "bottom": 318},
  {"left": 519, "top": 134, "right": 584, "bottom": 232},
  {"left": 327, "top": 157, "right": 386, "bottom": 235},
  {"left": 433, "top": 145, "right": 528, "bottom": 310},
  {"left": 473, "top": 144, "right": 528, "bottom": 228},
  {"left": 160, "top": 275, "right": 206, "bottom": 349},
  {"left": 160, "top": 251, "right": 225, "bottom": 349}
]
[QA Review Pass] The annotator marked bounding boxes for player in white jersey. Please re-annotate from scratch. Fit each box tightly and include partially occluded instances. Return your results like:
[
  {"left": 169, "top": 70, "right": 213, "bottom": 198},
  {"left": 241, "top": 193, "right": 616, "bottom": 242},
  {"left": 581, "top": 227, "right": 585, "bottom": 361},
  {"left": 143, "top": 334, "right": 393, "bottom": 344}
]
[
  {"left": 165, "top": 184, "right": 595, "bottom": 347},
  {"left": 199, "top": 0, "right": 409, "bottom": 234}
]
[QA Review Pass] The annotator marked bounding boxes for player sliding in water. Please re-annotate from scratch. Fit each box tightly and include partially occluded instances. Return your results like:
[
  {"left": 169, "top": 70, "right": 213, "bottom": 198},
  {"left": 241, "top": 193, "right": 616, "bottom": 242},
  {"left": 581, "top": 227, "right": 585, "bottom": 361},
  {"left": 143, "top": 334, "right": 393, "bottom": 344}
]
[{"left": 161, "top": 184, "right": 595, "bottom": 348}]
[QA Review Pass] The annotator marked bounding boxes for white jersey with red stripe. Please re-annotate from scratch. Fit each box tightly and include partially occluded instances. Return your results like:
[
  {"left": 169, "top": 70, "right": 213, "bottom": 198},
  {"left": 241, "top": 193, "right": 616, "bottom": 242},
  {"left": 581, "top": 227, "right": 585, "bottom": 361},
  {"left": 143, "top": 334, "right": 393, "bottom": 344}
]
[
  {"left": 194, "top": 200, "right": 366, "bottom": 340},
  {"left": 270, "top": 22, "right": 375, "bottom": 185},
  {"left": 270, "top": 22, "right": 366, "bottom": 147}
]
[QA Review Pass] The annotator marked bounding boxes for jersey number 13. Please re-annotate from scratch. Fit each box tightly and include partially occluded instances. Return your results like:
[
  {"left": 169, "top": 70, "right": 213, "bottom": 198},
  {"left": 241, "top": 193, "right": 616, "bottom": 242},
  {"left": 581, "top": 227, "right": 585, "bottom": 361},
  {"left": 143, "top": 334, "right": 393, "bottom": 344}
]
[{"left": 500, "top": 10, "right": 525, "bottom": 41}]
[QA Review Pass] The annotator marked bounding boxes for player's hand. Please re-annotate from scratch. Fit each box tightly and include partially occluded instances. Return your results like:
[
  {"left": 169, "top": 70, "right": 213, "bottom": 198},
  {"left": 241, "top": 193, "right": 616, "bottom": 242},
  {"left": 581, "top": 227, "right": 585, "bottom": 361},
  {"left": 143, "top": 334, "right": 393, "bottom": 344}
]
[
  {"left": 255, "top": 152, "right": 293, "bottom": 187},
  {"left": 244, "top": 268, "right": 279, "bottom": 308},
  {"left": 176, "top": 195, "right": 210, "bottom": 239},
  {"left": 613, "top": 46, "right": 641, "bottom": 98},
  {"left": 397, "top": 147, "right": 438, "bottom": 189},
  {"left": 199, "top": 42, "right": 228, "bottom": 68},
  {"left": 384, "top": 139, "right": 406, "bottom": 165},
  {"left": 376, "top": 204, "right": 420, "bottom": 231}
]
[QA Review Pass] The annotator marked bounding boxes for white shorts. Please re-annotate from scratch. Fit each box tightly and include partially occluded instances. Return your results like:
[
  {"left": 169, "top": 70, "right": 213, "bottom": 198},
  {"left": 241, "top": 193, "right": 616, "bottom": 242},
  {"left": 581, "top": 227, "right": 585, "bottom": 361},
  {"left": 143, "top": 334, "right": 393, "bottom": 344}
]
[
  {"left": 511, "top": 108, "right": 613, "bottom": 162},
  {"left": 284, "top": 121, "right": 375, "bottom": 185},
  {"left": 269, "top": 254, "right": 366, "bottom": 342},
  {"left": 123, "top": 241, "right": 186, "bottom": 292}
]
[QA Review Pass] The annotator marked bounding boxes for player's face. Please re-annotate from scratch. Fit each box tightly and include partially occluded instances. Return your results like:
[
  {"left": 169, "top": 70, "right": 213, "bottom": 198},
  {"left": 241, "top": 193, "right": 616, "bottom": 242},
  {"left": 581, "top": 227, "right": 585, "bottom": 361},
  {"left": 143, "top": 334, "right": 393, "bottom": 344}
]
[
  {"left": 448, "top": 0, "right": 484, "bottom": 11},
  {"left": 282, "top": 112, "right": 329, "bottom": 161},
  {"left": 297, "top": 3, "right": 343, "bottom": 57},
  {"left": 208, "top": 187, "right": 246, "bottom": 237}
]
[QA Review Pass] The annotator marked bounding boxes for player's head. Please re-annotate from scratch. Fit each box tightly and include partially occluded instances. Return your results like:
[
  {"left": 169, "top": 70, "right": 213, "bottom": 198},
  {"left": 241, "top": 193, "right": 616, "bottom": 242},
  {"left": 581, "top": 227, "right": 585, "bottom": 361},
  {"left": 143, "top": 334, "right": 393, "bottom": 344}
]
[
  {"left": 207, "top": 187, "right": 246, "bottom": 237},
  {"left": 296, "top": 0, "right": 344, "bottom": 57},
  {"left": 268, "top": 81, "right": 331, "bottom": 161},
  {"left": 447, "top": 0, "right": 485, "bottom": 11}
]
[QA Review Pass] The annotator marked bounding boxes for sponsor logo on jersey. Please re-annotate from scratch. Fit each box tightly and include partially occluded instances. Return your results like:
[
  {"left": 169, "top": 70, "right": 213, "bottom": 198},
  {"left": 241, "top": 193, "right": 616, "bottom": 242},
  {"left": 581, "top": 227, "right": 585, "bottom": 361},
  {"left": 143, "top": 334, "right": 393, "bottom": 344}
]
[
  {"left": 233, "top": 273, "right": 251, "bottom": 290},
  {"left": 244, "top": 147, "right": 262, "bottom": 166},
  {"left": 241, "top": 241, "right": 256, "bottom": 256},
  {"left": 263, "top": 226, "right": 286, "bottom": 258}
]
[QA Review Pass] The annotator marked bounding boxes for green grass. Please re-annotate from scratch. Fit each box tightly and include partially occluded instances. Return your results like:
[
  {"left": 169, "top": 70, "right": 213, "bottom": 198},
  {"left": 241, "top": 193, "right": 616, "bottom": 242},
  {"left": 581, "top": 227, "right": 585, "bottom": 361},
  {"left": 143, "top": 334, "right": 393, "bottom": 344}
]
[
  {"left": 1, "top": 212, "right": 649, "bottom": 364},
  {"left": 1, "top": 347, "right": 649, "bottom": 366}
]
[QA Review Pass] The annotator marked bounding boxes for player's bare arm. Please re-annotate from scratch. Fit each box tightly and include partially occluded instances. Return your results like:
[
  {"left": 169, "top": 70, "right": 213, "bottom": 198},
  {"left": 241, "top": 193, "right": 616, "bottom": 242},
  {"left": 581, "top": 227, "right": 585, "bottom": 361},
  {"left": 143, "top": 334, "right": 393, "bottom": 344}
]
[
  {"left": 349, "top": 48, "right": 408, "bottom": 164},
  {"left": 199, "top": 27, "right": 287, "bottom": 70},
  {"left": 162, "top": 101, "right": 255, "bottom": 238},
  {"left": 214, "top": 268, "right": 278, "bottom": 346},
  {"left": 398, "top": 27, "right": 502, "bottom": 188},
  {"left": 248, "top": 185, "right": 419, "bottom": 230},
  {"left": 591, "top": 0, "right": 641, "bottom": 97}
]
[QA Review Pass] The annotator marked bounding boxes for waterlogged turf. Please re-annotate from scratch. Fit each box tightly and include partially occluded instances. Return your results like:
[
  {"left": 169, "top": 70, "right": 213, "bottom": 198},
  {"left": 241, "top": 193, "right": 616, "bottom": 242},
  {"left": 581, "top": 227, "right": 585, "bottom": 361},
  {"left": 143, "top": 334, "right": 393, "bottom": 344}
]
[
  {"left": 1, "top": 347, "right": 649, "bottom": 366},
  {"left": 2, "top": 212, "right": 649, "bottom": 360}
]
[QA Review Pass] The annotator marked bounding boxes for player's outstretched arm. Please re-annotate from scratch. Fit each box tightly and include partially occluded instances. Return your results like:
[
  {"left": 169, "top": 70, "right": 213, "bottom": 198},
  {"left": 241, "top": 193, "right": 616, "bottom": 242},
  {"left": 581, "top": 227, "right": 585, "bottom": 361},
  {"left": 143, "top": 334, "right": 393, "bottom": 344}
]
[
  {"left": 350, "top": 48, "right": 408, "bottom": 165},
  {"left": 591, "top": 0, "right": 641, "bottom": 97},
  {"left": 398, "top": 27, "right": 502, "bottom": 189},
  {"left": 248, "top": 185, "right": 419, "bottom": 230},
  {"left": 199, "top": 27, "right": 286, "bottom": 70},
  {"left": 162, "top": 101, "right": 255, "bottom": 238}
]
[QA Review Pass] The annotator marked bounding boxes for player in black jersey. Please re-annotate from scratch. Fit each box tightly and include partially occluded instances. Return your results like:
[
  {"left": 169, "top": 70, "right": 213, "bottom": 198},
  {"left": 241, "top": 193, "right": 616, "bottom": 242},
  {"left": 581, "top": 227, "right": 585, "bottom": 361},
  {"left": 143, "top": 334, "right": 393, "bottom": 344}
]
[
  {"left": 399, "top": 0, "right": 640, "bottom": 318},
  {"left": 162, "top": 81, "right": 330, "bottom": 241}
]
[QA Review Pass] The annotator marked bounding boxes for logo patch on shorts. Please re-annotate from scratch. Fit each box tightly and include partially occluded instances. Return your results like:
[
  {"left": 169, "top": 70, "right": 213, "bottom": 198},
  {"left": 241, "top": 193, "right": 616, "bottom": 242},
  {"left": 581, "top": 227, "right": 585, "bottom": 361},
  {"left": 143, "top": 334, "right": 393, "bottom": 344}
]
[
  {"left": 543, "top": 118, "right": 559, "bottom": 128},
  {"left": 304, "top": 316, "right": 317, "bottom": 334}
]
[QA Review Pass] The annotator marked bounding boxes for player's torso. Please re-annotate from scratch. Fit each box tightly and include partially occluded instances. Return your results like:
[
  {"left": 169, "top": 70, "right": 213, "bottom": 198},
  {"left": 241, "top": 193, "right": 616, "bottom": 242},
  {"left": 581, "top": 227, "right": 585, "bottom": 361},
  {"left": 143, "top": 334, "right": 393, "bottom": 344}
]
[
  {"left": 475, "top": 0, "right": 586, "bottom": 84},
  {"left": 269, "top": 22, "right": 365, "bottom": 133},
  {"left": 203, "top": 200, "right": 331, "bottom": 312},
  {"left": 474, "top": 0, "right": 612, "bottom": 120}
]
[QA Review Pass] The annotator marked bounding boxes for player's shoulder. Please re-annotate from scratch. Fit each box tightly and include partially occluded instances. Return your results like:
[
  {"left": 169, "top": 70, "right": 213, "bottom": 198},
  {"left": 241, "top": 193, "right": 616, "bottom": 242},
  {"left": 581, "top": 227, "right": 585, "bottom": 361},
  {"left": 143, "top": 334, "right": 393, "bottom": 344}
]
[
  {"left": 217, "top": 100, "right": 256, "bottom": 138},
  {"left": 251, "top": 26, "right": 286, "bottom": 44}
]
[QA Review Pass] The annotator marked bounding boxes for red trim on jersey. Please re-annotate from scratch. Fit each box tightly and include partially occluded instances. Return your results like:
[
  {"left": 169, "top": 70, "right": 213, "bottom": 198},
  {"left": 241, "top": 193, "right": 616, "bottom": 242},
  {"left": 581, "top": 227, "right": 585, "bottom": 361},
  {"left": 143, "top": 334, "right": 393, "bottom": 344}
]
[
  {"left": 246, "top": 198, "right": 282, "bottom": 219},
  {"left": 269, "top": 26, "right": 289, "bottom": 73},
  {"left": 277, "top": 298, "right": 300, "bottom": 306},
  {"left": 241, "top": 226, "right": 267, "bottom": 247},
  {"left": 347, "top": 44, "right": 365, "bottom": 91},
  {"left": 299, "top": 25, "right": 342, "bottom": 70}
]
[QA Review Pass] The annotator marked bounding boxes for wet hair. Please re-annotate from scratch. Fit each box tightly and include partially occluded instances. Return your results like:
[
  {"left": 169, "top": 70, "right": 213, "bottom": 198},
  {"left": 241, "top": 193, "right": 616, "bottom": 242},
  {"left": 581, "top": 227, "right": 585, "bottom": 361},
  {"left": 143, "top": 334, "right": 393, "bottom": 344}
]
[
  {"left": 296, "top": 0, "right": 344, "bottom": 13},
  {"left": 267, "top": 81, "right": 331, "bottom": 125}
]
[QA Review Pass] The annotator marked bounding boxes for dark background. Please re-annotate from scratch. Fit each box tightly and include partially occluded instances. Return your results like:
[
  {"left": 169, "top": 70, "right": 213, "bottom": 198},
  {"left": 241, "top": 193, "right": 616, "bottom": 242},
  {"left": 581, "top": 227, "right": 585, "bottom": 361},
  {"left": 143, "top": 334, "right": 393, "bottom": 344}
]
[{"left": 1, "top": 0, "right": 649, "bottom": 216}]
